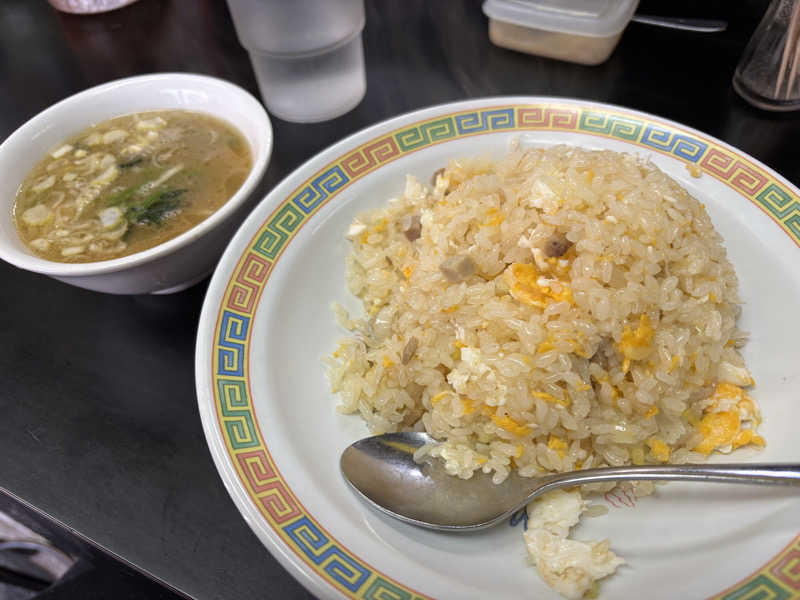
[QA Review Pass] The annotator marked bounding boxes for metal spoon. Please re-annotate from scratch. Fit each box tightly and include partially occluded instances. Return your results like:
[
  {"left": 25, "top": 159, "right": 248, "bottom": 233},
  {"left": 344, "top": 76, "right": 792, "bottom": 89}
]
[
  {"left": 631, "top": 15, "right": 728, "bottom": 33},
  {"left": 340, "top": 432, "right": 800, "bottom": 532}
]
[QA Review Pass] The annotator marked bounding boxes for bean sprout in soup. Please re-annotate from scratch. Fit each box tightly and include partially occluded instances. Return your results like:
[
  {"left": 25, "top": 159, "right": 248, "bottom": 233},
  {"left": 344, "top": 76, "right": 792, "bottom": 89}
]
[{"left": 13, "top": 110, "right": 252, "bottom": 263}]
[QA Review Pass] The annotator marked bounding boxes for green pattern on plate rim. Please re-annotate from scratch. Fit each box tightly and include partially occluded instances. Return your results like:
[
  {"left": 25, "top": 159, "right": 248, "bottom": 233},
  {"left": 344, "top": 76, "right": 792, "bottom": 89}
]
[{"left": 211, "top": 102, "right": 800, "bottom": 599}]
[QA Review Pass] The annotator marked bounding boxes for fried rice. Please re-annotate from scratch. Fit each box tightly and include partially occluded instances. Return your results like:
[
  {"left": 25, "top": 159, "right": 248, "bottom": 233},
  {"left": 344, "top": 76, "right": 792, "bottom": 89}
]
[{"left": 324, "top": 145, "right": 762, "bottom": 598}]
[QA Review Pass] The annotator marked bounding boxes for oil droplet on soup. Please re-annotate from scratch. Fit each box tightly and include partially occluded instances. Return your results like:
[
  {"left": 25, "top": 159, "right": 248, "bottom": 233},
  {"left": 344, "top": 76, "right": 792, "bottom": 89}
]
[{"left": 13, "top": 110, "right": 252, "bottom": 263}]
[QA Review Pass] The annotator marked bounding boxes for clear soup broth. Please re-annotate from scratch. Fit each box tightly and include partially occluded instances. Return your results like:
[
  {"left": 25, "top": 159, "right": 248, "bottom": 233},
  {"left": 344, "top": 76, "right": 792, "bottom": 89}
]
[{"left": 13, "top": 110, "right": 252, "bottom": 263}]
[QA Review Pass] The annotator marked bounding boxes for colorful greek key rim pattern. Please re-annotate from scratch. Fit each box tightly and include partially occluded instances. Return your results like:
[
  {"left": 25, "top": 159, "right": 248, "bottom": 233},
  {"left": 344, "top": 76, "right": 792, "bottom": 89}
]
[
  {"left": 710, "top": 535, "right": 800, "bottom": 600},
  {"left": 210, "top": 102, "right": 800, "bottom": 599}
]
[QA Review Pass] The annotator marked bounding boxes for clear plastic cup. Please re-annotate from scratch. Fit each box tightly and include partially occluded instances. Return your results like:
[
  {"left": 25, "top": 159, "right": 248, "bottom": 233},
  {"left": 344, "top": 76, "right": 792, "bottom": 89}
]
[
  {"left": 48, "top": 0, "right": 139, "bottom": 13},
  {"left": 225, "top": 0, "right": 366, "bottom": 123}
]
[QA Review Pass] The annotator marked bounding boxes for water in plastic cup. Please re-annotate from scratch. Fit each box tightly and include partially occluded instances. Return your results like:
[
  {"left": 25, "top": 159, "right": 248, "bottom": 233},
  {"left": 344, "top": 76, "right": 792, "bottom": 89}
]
[{"left": 225, "top": 0, "right": 366, "bottom": 123}]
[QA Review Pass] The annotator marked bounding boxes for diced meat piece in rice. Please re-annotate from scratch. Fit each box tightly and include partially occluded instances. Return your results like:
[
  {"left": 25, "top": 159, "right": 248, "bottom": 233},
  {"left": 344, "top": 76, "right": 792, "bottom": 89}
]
[
  {"left": 399, "top": 213, "right": 422, "bottom": 241},
  {"left": 544, "top": 233, "right": 571, "bottom": 258},
  {"left": 440, "top": 255, "right": 476, "bottom": 282}
]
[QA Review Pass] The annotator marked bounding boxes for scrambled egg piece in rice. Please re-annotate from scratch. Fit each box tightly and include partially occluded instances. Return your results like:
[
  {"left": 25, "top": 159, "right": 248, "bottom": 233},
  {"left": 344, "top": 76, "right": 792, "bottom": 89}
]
[
  {"left": 694, "top": 383, "right": 763, "bottom": 455},
  {"left": 524, "top": 489, "right": 624, "bottom": 600}
]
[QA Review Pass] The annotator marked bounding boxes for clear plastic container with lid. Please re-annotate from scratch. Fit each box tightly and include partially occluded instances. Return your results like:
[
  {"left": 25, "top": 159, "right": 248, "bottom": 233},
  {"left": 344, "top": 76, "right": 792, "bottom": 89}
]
[{"left": 482, "top": 0, "right": 639, "bottom": 65}]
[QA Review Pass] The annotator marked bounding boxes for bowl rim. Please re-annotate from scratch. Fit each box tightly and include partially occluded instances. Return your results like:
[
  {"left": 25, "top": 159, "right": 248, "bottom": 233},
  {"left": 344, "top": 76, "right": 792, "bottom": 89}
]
[{"left": 0, "top": 72, "right": 272, "bottom": 276}]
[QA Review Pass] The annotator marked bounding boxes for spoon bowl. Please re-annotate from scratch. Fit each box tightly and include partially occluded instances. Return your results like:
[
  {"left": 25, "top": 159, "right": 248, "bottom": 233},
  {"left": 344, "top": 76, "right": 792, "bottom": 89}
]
[{"left": 341, "top": 432, "right": 800, "bottom": 531}]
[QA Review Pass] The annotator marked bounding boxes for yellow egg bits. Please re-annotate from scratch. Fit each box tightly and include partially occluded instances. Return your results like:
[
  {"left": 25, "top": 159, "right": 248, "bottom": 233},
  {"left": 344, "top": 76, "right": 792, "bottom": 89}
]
[
  {"left": 694, "top": 383, "right": 764, "bottom": 455},
  {"left": 503, "top": 262, "right": 574, "bottom": 309},
  {"left": 619, "top": 314, "right": 763, "bottom": 457},
  {"left": 618, "top": 313, "right": 655, "bottom": 374}
]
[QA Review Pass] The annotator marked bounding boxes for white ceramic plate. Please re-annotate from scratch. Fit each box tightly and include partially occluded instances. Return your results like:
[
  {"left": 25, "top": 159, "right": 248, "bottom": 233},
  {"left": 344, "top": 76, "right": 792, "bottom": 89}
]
[{"left": 195, "top": 97, "right": 800, "bottom": 600}]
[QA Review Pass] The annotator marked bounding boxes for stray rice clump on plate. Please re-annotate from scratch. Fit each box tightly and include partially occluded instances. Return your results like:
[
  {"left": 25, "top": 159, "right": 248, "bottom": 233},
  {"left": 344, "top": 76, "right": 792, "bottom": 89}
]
[{"left": 324, "top": 145, "right": 762, "bottom": 598}]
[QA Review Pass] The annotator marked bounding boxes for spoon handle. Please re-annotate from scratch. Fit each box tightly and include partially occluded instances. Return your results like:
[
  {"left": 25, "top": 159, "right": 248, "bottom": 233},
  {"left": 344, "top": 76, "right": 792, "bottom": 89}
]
[
  {"left": 631, "top": 15, "right": 728, "bottom": 33},
  {"left": 533, "top": 463, "right": 800, "bottom": 497}
]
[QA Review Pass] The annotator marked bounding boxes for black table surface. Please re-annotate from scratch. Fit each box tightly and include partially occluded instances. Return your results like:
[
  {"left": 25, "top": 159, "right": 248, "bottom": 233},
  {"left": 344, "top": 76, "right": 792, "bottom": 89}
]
[{"left": 0, "top": 1, "right": 794, "bottom": 598}]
